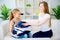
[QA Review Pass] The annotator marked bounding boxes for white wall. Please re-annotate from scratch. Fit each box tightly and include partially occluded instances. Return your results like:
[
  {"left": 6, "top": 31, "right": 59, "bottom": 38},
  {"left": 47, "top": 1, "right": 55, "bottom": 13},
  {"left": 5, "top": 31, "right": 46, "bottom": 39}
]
[
  {"left": 0, "top": 0, "right": 16, "bottom": 9},
  {"left": 0, "top": 0, "right": 60, "bottom": 12},
  {"left": 49, "top": 0, "right": 60, "bottom": 13},
  {"left": 51, "top": 0, "right": 60, "bottom": 8},
  {"left": 0, "top": 0, "right": 16, "bottom": 23},
  {"left": 0, "top": 0, "right": 60, "bottom": 22}
]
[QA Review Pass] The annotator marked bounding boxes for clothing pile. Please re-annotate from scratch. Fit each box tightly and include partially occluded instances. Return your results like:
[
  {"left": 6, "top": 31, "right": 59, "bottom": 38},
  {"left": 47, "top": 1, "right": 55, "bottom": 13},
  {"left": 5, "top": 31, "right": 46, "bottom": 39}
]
[{"left": 12, "top": 21, "right": 31, "bottom": 38}]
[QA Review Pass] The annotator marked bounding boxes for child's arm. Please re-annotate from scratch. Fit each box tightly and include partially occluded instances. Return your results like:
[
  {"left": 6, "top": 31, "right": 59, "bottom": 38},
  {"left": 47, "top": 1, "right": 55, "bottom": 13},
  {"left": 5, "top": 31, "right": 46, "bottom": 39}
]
[{"left": 9, "top": 20, "right": 14, "bottom": 36}]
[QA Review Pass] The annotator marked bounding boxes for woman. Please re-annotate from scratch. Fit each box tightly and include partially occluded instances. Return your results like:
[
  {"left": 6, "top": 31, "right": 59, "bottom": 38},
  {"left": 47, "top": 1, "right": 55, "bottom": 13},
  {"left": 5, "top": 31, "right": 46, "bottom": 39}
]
[{"left": 30, "top": 1, "right": 53, "bottom": 38}]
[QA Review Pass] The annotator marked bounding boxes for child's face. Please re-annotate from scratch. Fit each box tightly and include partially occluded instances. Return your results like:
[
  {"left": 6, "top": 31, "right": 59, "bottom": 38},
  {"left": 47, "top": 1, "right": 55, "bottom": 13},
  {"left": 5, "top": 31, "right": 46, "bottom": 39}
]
[
  {"left": 39, "top": 3, "right": 44, "bottom": 12},
  {"left": 14, "top": 11, "right": 21, "bottom": 18}
]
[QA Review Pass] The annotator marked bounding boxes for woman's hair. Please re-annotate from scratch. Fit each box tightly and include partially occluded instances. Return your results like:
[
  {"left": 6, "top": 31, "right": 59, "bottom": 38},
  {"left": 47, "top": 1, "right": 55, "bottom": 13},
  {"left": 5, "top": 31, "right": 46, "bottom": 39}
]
[
  {"left": 39, "top": 1, "right": 49, "bottom": 14},
  {"left": 39, "top": 1, "right": 51, "bottom": 27},
  {"left": 9, "top": 9, "right": 20, "bottom": 21}
]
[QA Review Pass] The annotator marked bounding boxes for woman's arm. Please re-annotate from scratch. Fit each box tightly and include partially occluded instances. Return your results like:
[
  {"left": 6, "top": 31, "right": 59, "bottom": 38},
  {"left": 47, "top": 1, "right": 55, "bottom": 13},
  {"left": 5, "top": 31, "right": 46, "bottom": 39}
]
[
  {"left": 37, "top": 17, "right": 50, "bottom": 26},
  {"left": 24, "top": 20, "right": 39, "bottom": 26},
  {"left": 30, "top": 14, "right": 50, "bottom": 26},
  {"left": 9, "top": 20, "right": 14, "bottom": 35},
  {"left": 38, "top": 14, "right": 50, "bottom": 26}
]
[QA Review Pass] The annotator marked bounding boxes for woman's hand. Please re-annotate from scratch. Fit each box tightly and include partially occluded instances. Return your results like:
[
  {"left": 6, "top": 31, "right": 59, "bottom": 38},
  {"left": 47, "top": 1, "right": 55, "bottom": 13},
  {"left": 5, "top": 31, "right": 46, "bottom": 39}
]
[{"left": 22, "top": 23, "right": 29, "bottom": 26}]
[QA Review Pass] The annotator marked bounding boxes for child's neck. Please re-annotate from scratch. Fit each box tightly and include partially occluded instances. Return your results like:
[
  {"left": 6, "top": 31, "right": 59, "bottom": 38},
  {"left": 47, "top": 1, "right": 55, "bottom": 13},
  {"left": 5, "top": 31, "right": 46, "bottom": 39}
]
[{"left": 14, "top": 18, "right": 21, "bottom": 22}]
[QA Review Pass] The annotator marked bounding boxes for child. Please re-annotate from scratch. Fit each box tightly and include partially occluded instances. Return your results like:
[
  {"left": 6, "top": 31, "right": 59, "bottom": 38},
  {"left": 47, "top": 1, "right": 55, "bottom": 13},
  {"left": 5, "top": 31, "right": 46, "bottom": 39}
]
[{"left": 9, "top": 9, "right": 31, "bottom": 38}]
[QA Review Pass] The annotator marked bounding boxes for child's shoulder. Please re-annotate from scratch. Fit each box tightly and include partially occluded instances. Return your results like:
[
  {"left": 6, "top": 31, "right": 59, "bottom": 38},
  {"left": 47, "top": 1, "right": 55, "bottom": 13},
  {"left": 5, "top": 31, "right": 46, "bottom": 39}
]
[{"left": 10, "top": 19, "right": 14, "bottom": 23}]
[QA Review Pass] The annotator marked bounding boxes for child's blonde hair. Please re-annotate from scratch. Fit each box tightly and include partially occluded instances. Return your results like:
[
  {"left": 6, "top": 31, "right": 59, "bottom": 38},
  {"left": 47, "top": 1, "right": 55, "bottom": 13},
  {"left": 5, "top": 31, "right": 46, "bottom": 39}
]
[{"left": 9, "top": 9, "right": 20, "bottom": 21}]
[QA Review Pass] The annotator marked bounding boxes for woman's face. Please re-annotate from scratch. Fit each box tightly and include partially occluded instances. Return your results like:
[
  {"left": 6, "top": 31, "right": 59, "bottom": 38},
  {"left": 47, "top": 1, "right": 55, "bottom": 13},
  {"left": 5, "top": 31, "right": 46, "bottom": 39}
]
[
  {"left": 14, "top": 11, "right": 21, "bottom": 18},
  {"left": 39, "top": 3, "right": 44, "bottom": 12}
]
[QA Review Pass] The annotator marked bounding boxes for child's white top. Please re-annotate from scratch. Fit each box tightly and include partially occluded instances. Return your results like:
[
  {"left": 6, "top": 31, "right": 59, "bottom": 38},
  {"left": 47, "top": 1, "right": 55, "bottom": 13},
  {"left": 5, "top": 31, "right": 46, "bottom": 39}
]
[{"left": 39, "top": 13, "right": 51, "bottom": 32}]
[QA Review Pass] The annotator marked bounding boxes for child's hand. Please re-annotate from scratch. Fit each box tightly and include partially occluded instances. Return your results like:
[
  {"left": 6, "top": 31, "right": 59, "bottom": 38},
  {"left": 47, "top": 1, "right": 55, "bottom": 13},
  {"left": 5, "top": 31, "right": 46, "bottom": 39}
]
[{"left": 9, "top": 32, "right": 14, "bottom": 36}]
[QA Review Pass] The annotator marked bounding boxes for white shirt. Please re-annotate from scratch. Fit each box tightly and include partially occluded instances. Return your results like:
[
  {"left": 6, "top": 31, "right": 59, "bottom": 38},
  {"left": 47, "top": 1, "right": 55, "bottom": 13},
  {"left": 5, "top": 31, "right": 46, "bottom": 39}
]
[{"left": 39, "top": 13, "right": 51, "bottom": 32}]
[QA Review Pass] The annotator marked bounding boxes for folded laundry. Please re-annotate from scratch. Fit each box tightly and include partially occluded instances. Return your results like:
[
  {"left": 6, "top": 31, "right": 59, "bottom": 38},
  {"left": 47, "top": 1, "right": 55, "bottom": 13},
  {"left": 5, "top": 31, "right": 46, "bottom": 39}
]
[{"left": 17, "top": 21, "right": 31, "bottom": 28}]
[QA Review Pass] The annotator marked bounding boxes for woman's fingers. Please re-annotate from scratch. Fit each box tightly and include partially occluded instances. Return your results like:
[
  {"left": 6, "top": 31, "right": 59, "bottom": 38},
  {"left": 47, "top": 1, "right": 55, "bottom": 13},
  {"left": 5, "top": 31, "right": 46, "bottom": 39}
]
[{"left": 22, "top": 23, "right": 29, "bottom": 26}]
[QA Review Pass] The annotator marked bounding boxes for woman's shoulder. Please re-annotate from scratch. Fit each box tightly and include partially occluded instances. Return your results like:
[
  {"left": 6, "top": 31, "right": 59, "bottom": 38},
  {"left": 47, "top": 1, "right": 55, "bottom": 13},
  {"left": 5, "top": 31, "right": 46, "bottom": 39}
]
[
  {"left": 45, "top": 14, "right": 50, "bottom": 16},
  {"left": 44, "top": 14, "right": 50, "bottom": 18}
]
